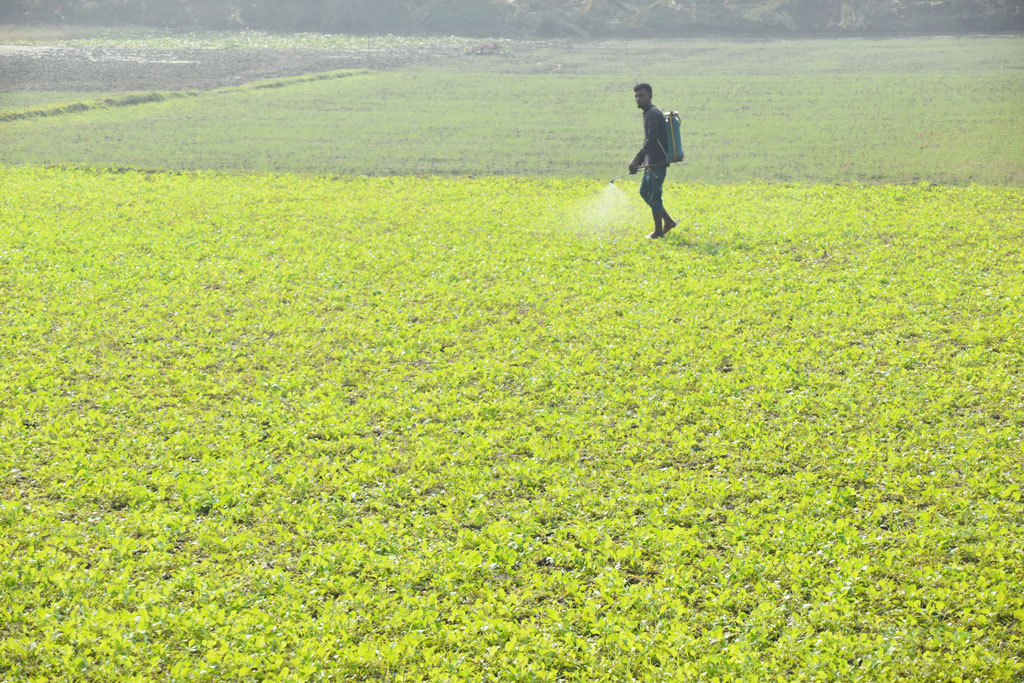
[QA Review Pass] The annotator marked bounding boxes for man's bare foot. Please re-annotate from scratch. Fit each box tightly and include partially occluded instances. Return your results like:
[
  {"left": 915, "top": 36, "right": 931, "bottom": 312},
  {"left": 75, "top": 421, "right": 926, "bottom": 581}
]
[
  {"left": 647, "top": 230, "right": 664, "bottom": 239},
  {"left": 662, "top": 217, "right": 677, "bottom": 234}
]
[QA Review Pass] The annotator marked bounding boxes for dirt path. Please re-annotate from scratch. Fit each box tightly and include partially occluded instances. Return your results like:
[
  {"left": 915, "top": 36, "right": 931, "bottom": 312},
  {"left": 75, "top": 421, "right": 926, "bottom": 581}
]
[{"left": 0, "top": 43, "right": 483, "bottom": 92}]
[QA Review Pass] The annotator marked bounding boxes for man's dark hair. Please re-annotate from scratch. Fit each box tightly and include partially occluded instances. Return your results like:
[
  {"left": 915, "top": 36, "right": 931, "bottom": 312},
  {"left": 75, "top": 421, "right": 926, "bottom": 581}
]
[{"left": 633, "top": 83, "right": 652, "bottom": 96}]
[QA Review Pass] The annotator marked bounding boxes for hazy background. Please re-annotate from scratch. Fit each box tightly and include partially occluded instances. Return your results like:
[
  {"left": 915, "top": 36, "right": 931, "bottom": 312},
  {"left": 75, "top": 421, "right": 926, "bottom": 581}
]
[{"left": 3, "top": 0, "right": 1023, "bottom": 37}]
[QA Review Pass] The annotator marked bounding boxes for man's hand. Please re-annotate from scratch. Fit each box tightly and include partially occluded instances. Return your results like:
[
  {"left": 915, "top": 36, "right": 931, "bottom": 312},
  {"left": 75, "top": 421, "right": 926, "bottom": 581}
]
[{"left": 628, "top": 155, "right": 641, "bottom": 174}]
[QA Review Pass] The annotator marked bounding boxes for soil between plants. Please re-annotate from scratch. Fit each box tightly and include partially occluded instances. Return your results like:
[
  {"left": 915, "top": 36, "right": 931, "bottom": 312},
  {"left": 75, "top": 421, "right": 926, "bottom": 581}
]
[{"left": 0, "top": 43, "right": 483, "bottom": 92}]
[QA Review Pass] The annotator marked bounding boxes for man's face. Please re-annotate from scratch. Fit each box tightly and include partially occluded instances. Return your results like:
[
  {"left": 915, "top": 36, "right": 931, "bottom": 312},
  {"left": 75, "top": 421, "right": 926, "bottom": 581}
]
[{"left": 634, "top": 88, "right": 651, "bottom": 108}]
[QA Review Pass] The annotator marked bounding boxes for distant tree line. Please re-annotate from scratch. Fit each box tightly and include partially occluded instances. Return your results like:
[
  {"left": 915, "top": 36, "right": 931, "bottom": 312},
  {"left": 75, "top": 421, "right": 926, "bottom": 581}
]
[{"left": 3, "top": 0, "right": 1022, "bottom": 36}]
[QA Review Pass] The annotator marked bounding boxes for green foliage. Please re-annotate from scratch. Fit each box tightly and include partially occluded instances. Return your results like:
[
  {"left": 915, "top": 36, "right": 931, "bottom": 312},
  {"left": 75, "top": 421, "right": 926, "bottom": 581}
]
[
  {"left": 2, "top": 36, "right": 1022, "bottom": 185},
  {"left": 1, "top": 166, "right": 1022, "bottom": 680}
]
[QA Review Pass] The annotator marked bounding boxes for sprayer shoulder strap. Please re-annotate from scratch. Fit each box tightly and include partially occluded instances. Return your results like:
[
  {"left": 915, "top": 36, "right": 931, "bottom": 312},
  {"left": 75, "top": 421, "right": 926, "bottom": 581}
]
[{"left": 656, "top": 139, "right": 670, "bottom": 166}]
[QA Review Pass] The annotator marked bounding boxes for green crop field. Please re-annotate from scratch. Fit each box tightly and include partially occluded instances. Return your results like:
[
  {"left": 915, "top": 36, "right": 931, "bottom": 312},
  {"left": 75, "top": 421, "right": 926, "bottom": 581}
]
[
  {"left": 3, "top": 166, "right": 1023, "bottom": 681},
  {"left": 1, "top": 34, "right": 1023, "bottom": 183},
  {"left": 2, "top": 30, "right": 1023, "bottom": 682}
]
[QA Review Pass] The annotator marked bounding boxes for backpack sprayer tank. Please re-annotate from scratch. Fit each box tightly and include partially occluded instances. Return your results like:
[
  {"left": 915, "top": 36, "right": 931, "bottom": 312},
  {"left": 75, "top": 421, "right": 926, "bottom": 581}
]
[{"left": 663, "top": 110, "right": 684, "bottom": 163}]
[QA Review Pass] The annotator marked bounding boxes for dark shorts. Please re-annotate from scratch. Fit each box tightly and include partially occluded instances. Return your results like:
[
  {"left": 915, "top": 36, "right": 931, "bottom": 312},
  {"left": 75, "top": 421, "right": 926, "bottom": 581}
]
[{"left": 640, "top": 166, "right": 666, "bottom": 215}]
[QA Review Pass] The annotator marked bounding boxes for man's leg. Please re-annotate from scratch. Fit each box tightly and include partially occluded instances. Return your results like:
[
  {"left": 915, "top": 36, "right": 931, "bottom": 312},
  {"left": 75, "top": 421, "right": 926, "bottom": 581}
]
[
  {"left": 649, "top": 211, "right": 664, "bottom": 239},
  {"left": 640, "top": 168, "right": 666, "bottom": 238},
  {"left": 643, "top": 167, "right": 667, "bottom": 237},
  {"left": 661, "top": 211, "right": 677, "bottom": 234},
  {"left": 651, "top": 168, "right": 675, "bottom": 234}
]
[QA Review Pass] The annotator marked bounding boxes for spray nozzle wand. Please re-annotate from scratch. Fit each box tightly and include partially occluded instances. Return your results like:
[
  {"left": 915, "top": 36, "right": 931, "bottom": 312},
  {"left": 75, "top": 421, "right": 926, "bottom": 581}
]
[{"left": 609, "top": 161, "right": 670, "bottom": 184}]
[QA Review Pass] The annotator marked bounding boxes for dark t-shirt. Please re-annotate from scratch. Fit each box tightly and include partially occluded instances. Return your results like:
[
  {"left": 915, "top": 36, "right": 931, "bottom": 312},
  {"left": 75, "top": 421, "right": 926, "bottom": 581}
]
[{"left": 637, "top": 104, "right": 667, "bottom": 166}]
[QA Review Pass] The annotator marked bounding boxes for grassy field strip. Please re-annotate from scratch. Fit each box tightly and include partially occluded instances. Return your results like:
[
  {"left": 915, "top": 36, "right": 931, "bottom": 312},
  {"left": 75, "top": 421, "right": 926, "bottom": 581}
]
[
  {"left": 1, "top": 166, "right": 1022, "bottom": 680},
  {"left": 0, "top": 90, "right": 109, "bottom": 110},
  {"left": 2, "top": 36, "right": 1020, "bottom": 183},
  {"left": 0, "top": 69, "right": 369, "bottom": 122}
]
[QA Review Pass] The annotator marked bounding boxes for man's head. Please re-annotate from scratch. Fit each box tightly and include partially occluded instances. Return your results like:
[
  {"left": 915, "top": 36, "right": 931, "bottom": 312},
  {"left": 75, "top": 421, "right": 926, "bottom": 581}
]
[{"left": 634, "top": 83, "right": 652, "bottom": 109}]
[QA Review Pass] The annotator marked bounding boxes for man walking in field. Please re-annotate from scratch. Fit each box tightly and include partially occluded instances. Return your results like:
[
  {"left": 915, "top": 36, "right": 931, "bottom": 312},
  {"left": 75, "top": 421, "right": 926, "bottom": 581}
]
[{"left": 629, "top": 83, "right": 677, "bottom": 239}]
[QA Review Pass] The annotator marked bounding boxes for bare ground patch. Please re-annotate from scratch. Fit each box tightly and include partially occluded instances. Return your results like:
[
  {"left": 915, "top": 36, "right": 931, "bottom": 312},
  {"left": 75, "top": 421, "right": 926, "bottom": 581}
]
[{"left": 0, "top": 43, "right": 487, "bottom": 92}]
